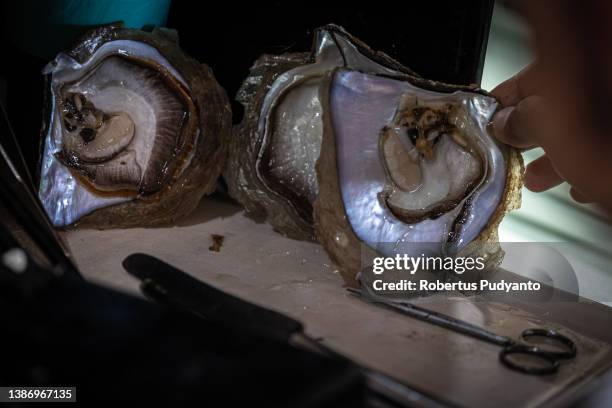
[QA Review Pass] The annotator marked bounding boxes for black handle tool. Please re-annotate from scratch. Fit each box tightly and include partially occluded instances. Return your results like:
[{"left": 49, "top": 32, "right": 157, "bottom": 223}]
[{"left": 122, "top": 253, "right": 450, "bottom": 408}]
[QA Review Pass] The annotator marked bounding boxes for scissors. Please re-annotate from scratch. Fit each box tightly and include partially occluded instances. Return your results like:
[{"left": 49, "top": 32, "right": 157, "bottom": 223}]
[{"left": 347, "top": 288, "right": 577, "bottom": 375}]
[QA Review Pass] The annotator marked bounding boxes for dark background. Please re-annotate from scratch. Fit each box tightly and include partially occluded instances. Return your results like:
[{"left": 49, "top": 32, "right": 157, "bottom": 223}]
[{"left": 0, "top": 0, "right": 494, "bottom": 184}]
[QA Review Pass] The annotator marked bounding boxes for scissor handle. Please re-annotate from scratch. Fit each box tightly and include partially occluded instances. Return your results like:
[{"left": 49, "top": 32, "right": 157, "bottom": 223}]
[
  {"left": 499, "top": 328, "right": 577, "bottom": 375},
  {"left": 499, "top": 344, "right": 560, "bottom": 375},
  {"left": 521, "top": 328, "right": 577, "bottom": 359}
]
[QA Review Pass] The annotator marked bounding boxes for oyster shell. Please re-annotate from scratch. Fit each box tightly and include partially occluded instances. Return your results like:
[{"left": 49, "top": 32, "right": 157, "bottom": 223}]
[
  {"left": 225, "top": 25, "right": 415, "bottom": 240},
  {"left": 39, "top": 25, "right": 231, "bottom": 228},
  {"left": 228, "top": 25, "right": 522, "bottom": 285},
  {"left": 315, "top": 70, "right": 523, "bottom": 285}
]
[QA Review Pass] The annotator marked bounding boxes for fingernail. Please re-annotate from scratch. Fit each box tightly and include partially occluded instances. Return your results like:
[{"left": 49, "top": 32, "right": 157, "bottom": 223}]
[{"left": 492, "top": 107, "right": 514, "bottom": 140}]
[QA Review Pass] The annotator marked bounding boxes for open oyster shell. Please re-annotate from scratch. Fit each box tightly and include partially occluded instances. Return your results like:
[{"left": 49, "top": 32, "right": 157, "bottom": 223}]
[
  {"left": 315, "top": 70, "right": 523, "bottom": 286},
  {"left": 228, "top": 25, "right": 523, "bottom": 285},
  {"left": 39, "top": 25, "right": 231, "bottom": 228},
  {"left": 225, "top": 25, "right": 415, "bottom": 240}
]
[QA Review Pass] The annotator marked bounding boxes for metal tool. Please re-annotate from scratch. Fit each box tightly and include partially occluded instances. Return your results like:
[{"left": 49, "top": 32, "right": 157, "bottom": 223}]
[
  {"left": 347, "top": 288, "right": 577, "bottom": 375},
  {"left": 122, "top": 253, "right": 451, "bottom": 408},
  {"left": 0, "top": 101, "right": 81, "bottom": 279}
]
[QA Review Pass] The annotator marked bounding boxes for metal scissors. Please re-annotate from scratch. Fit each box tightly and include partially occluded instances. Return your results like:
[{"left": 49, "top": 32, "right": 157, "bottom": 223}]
[{"left": 347, "top": 288, "right": 577, "bottom": 375}]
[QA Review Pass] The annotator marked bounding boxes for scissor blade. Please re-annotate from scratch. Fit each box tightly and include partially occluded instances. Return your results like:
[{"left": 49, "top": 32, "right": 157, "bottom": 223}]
[{"left": 347, "top": 288, "right": 510, "bottom": 347}]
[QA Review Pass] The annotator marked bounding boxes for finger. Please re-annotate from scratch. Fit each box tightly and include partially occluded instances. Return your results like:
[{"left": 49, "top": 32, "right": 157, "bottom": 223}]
[
  {"left": 490, "top": 64, "right": 542, "bottom": 107},
  {"left": 524, "top": 155, "right": 564, "bottom": 192},
  {"left": 492, "top": 96, "right": 545, "bottom": 149},
  {"left": 569, "top": 187, "right": 594, "bottom": 204}
]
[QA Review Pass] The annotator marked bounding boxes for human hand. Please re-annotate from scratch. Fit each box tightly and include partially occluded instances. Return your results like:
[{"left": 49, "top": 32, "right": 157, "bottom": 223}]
[{"left": 490, "top": 1, "right": 612, "bottom": 213}]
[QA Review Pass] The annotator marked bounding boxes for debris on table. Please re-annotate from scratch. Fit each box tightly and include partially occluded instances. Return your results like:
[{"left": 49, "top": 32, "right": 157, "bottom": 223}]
[{"left": 209, "top": 234, "right": 225, "bottom": 252}]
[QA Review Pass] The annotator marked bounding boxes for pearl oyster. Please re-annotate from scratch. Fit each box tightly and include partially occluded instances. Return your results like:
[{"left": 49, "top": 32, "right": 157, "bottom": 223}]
[
  {"left": 39, "top": 25, "right": 231, "bottom": 228},
  {"left": 316, "top": 70, "right": 523, "bottom": 285},
  {"left": 225, "top": 25, "right": 415, "bottom": 240},
  {"left": 226, "top": 24, "right": 522, "bottom": 285}
]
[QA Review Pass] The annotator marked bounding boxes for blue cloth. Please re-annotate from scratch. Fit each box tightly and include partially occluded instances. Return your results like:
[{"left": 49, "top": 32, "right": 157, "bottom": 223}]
[{"left": 6, "top": 0, "right": 172, "bottom": 59}]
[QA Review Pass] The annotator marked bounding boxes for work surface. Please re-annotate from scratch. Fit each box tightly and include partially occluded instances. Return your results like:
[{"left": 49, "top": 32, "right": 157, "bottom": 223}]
[{"left": 63, "top": 196, "right": 612, "bottom": 407}]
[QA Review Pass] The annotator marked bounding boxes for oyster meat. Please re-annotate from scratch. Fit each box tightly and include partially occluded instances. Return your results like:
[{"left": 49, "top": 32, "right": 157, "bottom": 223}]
[
  {"left": 228, "top": 25, "right": 522, "bottom": 285},
  {"left": 39, "top": 25, "right": 231, "bottom": 228}
]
